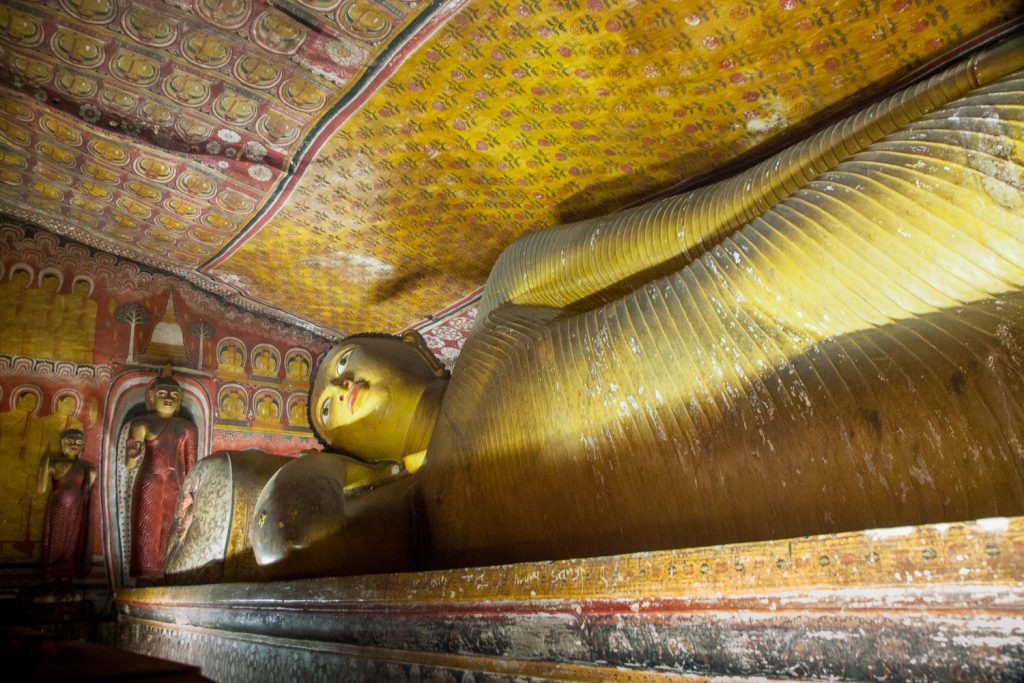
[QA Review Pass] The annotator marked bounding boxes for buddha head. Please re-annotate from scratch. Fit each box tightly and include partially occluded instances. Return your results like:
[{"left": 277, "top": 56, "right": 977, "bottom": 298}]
[
  {"left": 40, "top": 273, "right": 60, "bottom": 293},
  {"left": 310, "top": 330, "right": 449, "bottom": 462},
  {"left": 55, "top": 395, "right": 78, "bottom": 417},
  {"left": 147, "top": 369, "right": 183, "bottom": 419},
  {"left": 72, "top": 278, "right": 91, "bottom": 299},
  {"left": 10, "top": 268, "right": 30, "bottom": 289},
  {"left": 15, "top": 390, "right": 38, "bottom": 414},
  {"left": 60, "top": 428, "right": 85, "bottom": 459}
]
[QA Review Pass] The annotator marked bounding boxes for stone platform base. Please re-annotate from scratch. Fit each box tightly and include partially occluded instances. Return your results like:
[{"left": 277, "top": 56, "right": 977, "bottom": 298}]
[{"left": 115, "top": 517, "right": 1024, "bottom": 682}]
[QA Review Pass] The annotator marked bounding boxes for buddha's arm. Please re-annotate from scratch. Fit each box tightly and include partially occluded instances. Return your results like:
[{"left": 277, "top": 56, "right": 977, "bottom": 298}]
[
  {"left": 35, "top": 456, "right": 50, "bottom": 495},
  {"left": 558, "top": 57, "right": 1024, "bottom": 417},
  {"left": 478, "top": 36, "right": 1024, "bottom": 318},
  {"left": 427, "top": 53, "right": 1024, "bottom": 566},
  {"left": 125, "top": 421, "right": 146, "bottom": 470},
  {"left": 251, "top": 451, "right": 421, "bottom": 579}
]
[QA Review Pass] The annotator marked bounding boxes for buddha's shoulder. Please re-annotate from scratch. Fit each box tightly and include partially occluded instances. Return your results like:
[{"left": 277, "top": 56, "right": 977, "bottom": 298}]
[
  {"left": 440, "top": 305, "right": 567, "bottom": 412},
  {"left": 462, "top": 304, "right": 566, "bottom": 353}
]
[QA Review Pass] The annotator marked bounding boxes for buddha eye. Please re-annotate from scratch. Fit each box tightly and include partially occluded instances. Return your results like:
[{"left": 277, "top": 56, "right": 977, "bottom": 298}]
[
  {"left": 320, "top": 397, "right": 331, "bottom": 423},
  {"left": 336, "top": 350, "right": 352, "bottom": 375}
]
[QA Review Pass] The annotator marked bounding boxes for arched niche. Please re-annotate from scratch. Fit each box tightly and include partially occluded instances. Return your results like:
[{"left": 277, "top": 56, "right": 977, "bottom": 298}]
[
  {"left": 283, "top": 347, "right": 312, "bottom": 385},
  {"left": 216, "top": 383, "right": 249, "bottom": 424},
  {"left": 250, "top": 344, "right": 281, "bottom": 380},
  {"left": 98, "top": 370, "right": 212, "bottom": 590}
]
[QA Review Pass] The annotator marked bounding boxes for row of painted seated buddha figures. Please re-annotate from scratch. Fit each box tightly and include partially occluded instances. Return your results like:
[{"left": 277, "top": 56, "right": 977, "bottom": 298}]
[{"left": 168, "top": 37, "right": 1024, "bottom": 582}]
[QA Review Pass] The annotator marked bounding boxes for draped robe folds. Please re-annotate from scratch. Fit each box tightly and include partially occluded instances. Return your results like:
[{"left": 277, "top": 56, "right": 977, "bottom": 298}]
[
  {"left": 419, "top": 50, "right": 1024, "bottom": 569},
  {"left": 40, "top": 459, "right": 94, "bottom": 579},
  {"left": 130, "top": 417, "right": 198, "bottom": 579}
]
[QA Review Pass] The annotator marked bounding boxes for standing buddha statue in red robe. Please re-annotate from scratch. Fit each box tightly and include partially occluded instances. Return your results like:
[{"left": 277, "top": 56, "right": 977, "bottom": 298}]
[
  {"left": 37, "top": 428, "right": 96, "bottom": 580},
  {"left": 126, "top": 369, "right": 197, "bottom": 582}
]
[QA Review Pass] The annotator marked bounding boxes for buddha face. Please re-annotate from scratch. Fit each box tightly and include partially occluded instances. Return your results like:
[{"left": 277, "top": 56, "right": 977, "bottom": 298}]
[
  {"left": 60, "top": 432, "right": 84, "bottom": 458},
  {"left": 310, "top": 335, "right": 443, "bottom": 461},
  {"left": 56, "top": 396, "right": 77, "bottom": 416},
  {"left": 149, "top": 383, "right": 182, "bottom": 418}
]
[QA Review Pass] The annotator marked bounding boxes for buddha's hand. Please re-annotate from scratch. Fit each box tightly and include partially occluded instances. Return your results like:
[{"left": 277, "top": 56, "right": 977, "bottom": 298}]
[
  {"left": 250, "top": 451, "right": 420, "bottom": 579},
  {"left": 250, "top": 451, "right": 351, "bottom": 579},
  {"left": 125, "top": 437, "right": 143, "bottom": 470}
]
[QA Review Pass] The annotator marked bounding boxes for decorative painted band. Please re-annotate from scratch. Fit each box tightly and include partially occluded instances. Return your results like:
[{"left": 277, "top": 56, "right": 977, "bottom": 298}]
[
  {"left": 201, "top": 0, "right": 472, "bottom": 273},
  {"left": 116, "top": 516, "right": 1024, "bottom": 681}
]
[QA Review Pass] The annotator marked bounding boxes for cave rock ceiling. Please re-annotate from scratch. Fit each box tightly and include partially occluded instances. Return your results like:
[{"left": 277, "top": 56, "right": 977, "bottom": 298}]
[{"left": 0, "top": 0, "right": 1017, "bottom": 336}]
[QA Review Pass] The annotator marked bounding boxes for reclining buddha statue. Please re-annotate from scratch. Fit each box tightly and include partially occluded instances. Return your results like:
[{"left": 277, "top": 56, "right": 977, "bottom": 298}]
[{"left": 189, "top": 37, "right": 1024, "bottom": 581}]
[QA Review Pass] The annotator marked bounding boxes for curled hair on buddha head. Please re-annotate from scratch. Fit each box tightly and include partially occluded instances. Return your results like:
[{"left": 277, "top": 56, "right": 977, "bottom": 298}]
[
  {"left": 60, "top": 428, "right": 84, "bottom": 441},
  {"left": 149, "top": 363, "right": 181, "bottom": 389},
  {"left": 323, "top": 330, "right": 450, "bottom": 380},
  {"left": 149, "top": 375, "right": 182, "bottom": 391}
]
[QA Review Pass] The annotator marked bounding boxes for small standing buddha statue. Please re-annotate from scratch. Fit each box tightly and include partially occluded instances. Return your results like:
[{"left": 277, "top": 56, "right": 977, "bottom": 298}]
[{"left": 37, "top": 429, "right": 96, "bottom": 580}]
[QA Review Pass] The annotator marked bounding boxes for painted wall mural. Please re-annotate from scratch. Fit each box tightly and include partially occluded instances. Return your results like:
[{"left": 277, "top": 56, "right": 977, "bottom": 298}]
[
  {"left": 0, "top": 221, "right": 330, "bottom": 569},
  {"left": 0, "top": 359, "right": 106, "bottom": 564},
  {"left": 413, "top": 290, "right": 480, "bottom": 370}
]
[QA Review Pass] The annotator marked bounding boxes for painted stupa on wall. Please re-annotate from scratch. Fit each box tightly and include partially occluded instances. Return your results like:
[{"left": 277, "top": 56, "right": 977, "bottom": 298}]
[{"left": 139, "top": 294, "right": 191, "bottom": 368}]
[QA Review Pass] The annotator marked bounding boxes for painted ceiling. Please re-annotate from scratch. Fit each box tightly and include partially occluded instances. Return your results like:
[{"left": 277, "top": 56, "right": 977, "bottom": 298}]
[{"left": 0, "top": 0, "right": 1019, "bottom": 337}]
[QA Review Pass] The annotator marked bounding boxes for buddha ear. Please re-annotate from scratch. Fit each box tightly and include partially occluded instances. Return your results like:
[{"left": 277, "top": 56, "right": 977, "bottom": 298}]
[{"left": 399, "top": 329, "right": 450, "bottom": 379}]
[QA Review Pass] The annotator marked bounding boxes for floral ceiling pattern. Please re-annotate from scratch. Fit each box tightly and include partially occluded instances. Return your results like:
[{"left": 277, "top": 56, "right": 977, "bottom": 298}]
[{"left": 0, "top": 0, "right": 1019, "bottom": 336}]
